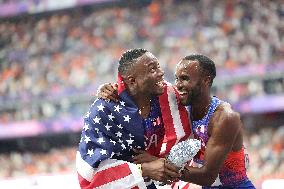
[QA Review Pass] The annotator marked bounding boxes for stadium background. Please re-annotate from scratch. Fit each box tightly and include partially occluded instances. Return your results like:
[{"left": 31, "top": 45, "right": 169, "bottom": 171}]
[{"left": 0, "top": 0, "right": 283, "bottom": 188}]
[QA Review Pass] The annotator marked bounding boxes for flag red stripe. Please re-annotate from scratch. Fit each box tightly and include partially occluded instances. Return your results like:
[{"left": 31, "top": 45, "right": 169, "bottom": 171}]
[
  {"left": 182, "top": 183, "right": 190, "bottom": 189},
  {"left": 91, "top": 163, "right": 131, "bottom": 188},
  {"left": 171, "top": 181, "right": 190, "bottom": 189},
  {"left": 79, "top": 163, "right": 132, "bottom": 189},
  {"left": 158, "top": 85, "right": 177, "bottom": 156},
  {"left": 78, "top": 172, "right": 91, "bottom": 189},
  {"left": 174, "top": 87, "right": 191, "bottom": 140},
  {"left": 117, "top": 73, "right": 125, "bottom": 94},
  {"left": 179, "top": 106, "right": 191, "bottom": 141}
]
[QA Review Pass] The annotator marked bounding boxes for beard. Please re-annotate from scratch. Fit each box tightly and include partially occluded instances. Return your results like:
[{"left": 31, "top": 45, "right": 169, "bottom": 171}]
[
  {"left": 179, "top": 87, "right": 201, "bottom": 106},
  {"left": 186, "top": 83, "right": 202, "bottom": 106}
]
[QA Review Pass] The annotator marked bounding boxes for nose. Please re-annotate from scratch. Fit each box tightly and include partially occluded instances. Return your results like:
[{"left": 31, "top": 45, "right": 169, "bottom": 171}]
[
  {"left": 175, "top": 79, "right": 182, "bottom": 90},
  {"left": 158, "top": 68, "right": 164, "bottom": 77}
]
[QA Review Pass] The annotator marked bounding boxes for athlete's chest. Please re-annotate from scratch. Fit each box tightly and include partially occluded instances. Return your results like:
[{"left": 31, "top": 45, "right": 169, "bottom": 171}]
[
  {"left": 192, "top": 121, "right": 209, "bottom": 145},
  {"left": 142, "top": 99, "right": 165, "bottom": 152},
  {"left": 192, "top": 108, "right": 221, "bottom": 140}
]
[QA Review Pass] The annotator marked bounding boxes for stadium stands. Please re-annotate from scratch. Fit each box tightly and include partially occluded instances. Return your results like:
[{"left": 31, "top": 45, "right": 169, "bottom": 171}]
[{"left": 0, "top": 0, "right": 283, "bottom": 188}]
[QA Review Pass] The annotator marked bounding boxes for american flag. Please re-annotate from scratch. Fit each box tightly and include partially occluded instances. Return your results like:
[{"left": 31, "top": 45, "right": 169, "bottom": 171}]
[{"left": 76, "top": 78, "right": 191, "bottom": 189}]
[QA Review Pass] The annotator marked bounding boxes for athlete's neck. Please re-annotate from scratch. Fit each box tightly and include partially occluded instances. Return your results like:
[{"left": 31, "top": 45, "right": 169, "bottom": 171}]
[
  {"left": 191, "top": 93, "right": 211, "bottom": 121},
  {"left": 132, "top": 94, "right": 151, "bottom": 118}
]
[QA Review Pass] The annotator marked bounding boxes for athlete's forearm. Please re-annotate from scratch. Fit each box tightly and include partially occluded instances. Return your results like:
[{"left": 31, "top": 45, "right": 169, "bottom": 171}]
[{"left": 180, "top": 166, "right": 218, "bottom": 186}]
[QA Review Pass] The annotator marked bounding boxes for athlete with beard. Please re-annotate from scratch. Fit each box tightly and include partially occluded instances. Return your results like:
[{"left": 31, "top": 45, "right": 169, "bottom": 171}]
[{"left": 173, "top": 54, "right": 255, "bottom": 188}]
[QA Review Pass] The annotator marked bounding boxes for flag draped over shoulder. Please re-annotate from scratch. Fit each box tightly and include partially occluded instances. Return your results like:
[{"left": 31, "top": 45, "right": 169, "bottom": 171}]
[{"left": 76, "top": 75, "right": 191, "bottom": 189}]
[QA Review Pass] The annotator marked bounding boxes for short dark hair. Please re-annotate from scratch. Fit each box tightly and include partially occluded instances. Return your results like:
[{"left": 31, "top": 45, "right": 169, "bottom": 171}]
[
  {"left": 118, "top": 48, "right": 148, "bottom": 76},
  {"left": 183, "top": 54, "right": 216, "bottom": 86}
]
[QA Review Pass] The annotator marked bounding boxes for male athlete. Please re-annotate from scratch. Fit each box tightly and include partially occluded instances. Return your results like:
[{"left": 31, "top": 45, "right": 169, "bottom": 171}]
[
  {"left": 171, "top": 54, "right": 255, "bottom": 188},
  {"left": 76, "top": 48, "right": 191, "bottom": 189}
]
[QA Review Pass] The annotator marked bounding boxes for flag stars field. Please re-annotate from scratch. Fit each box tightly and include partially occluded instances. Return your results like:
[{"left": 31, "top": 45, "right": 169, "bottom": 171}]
[
  {"left": 123, "top": 115, "right": 131, "bottom": 122},
  {"left": 97, "top": 103, "right": 105, "bottom": 111},
  {"left": 108, "top": 113, "right": 115, "bottom": 121},
  {"left": 105, "top": 123, "right": 112, "bottom": 131},
  {"left": 93, "top": 116, "right": 101, "bottom": 124},
  {"left": 84, "top": 136, "right": 91, "bottom": 144},
  {"left": 114, "top": 105, "right": 122, "bottom": 112},
  {"left": 119, "top": 101, "right": 126, "bottom": 106},
  {"left": 87, "top": 149, "right": 94, "bottom": 157},
  {"left": 97, "top": 137, "right": 105, "bottom": 144}
]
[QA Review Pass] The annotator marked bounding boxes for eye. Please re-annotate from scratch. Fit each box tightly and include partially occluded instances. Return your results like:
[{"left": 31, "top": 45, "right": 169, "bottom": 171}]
[
  {"left": 175, "top": 76, "right": 179, "bottom": 81},
  {"left": 179, "top": 75, "right": 190, "bottom": 81},
  {"left": 149, "top": 66, "right": 156, "bottom": 72},
  {"left": 183, "top": 76, "right": 189, "bottom": 81}
]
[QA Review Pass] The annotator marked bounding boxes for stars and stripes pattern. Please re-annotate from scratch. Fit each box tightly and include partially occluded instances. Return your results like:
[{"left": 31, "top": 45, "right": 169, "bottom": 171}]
[
  {"left": 171, "top": 181, "right": 191, "bottom": 189},
  {"left": 76, "top": 77, "right": 191, "bottom": 189}
]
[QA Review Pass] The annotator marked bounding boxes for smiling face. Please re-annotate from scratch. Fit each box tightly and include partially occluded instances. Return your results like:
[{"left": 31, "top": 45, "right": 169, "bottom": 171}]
[
  {"left": 133, "top": 52, "right": 165, "bottom": 96},
  {"left": 175, "top": 60, "right": 204, "bottom": 106}
]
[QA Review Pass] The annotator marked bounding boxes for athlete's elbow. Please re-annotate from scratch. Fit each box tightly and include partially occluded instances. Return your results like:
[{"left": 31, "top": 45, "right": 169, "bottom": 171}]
[{"left": 204, "top": 171, "right": 218, "bottom": 186}]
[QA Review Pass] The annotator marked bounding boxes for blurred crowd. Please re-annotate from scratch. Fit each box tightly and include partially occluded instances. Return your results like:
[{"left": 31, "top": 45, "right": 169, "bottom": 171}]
[
  {"left": 245, "top": 126, "right": 284, "bottom": 188},
  {"left": 0, "top": 126, "right": 283, "bottom": 188},
  {"left": 0, "top": 147, "right": 75, "bottom": 178},
  {"left": 0, "top": 0, "right": 283, "bottom": 188},
  {"left": 0, "top": 0, "right": 284, "bottom": 123}
]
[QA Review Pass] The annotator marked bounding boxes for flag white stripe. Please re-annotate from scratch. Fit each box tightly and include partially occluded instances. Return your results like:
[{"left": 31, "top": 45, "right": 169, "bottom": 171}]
[
  {"left": 77, "top": 152, "right": 129, "bottom": 181},
  {"left": 166, "top": 84, "right": 185, "bottom": 143},
  {"left": 96, "top": 174, "right": 145, "bottom": 189},
  {"left": 77, "top": 151, "right": 146, "bottom": 188},
  {"left": 128, "top": 163, "right": 147, "bottom": 189},
  {"left": 94, "top": 162, "right": 146, "bottom": 189},
  {"left": 159, "top": 142, "right": 167, "bottom": 155},
  {"left": 76, "top": 151, "right": 95, "bottom": 182}
]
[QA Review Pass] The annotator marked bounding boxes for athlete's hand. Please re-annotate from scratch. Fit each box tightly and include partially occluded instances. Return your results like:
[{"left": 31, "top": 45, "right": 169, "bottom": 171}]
[
  {"left": 96, "top": 83, "right": 119, "bottom": 102},
  {"left": 141, "top": 158, "right": 180, "bottom": 184},
  {"left": 133, "top": 149, "right": 159, "bottom": 163}
]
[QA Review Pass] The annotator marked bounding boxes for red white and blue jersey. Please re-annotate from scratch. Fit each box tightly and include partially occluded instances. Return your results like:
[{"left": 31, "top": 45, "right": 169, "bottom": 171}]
[{"left": 189, "top": 96, "right": 254, "bottom": 188}]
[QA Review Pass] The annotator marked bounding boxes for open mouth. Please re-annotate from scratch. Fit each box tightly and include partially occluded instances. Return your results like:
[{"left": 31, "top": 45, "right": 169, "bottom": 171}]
[
  {"left": 178, "top": 91, "right": 188, "bottom": 98},
  {"left": 155, "top": 80, "right": 164, "bottom": 88}
]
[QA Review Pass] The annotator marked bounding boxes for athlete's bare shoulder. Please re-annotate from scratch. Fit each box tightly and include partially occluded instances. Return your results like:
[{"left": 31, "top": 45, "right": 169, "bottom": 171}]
[
  {"left": 214, "top": 101, "right": 240, "bottom": 120},
  {"left": 209, "top": 101, "right": 241, "bottom": 136}
]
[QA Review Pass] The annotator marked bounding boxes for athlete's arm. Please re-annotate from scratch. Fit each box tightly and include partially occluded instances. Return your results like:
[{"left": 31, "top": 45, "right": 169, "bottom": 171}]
[
  {"left": 142, "top": 158, "right": 180, "bottom": 183},
  {"left": 133, "top": 149, "right": 159, "bottom": 163},
  {"left": 179, "top": 108, "right": 242, "bottom": 186},
  {"left": 132, "top": 149, "right": 180, "bottom": 183}
]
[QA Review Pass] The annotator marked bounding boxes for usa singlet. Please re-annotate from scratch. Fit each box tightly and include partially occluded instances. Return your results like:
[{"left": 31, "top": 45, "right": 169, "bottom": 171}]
[
  {"left": 189, "top": 96, "right": 255, "bottom": 189},
  {"left": 143, "top": 97, "right": 165, "bottom": 156}
]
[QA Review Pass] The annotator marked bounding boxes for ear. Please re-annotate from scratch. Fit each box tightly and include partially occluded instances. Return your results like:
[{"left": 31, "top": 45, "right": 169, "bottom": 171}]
[
  {"left": 124, "top": 75, "right": 136, "bottom": 85},
  {"left": 124, "top": 75, "right": 138, "bottom": 95},
  {"left": 203, "top": 75, "right": 211, "bottom": 86}
]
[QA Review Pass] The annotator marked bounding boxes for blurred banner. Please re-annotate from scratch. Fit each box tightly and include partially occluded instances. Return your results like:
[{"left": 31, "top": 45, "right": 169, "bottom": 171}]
[
  {"left": 234, "top": 94, "right": 284, "bottom": 114},
  {"left": 0, "top": 117, "right": 82, "bottom": 139},
  {"left": 216, "top": 61, "right": 284, "bottom": 84},
  {"left": 0, "top": 0, "right": 117, "bottom": 17}
]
